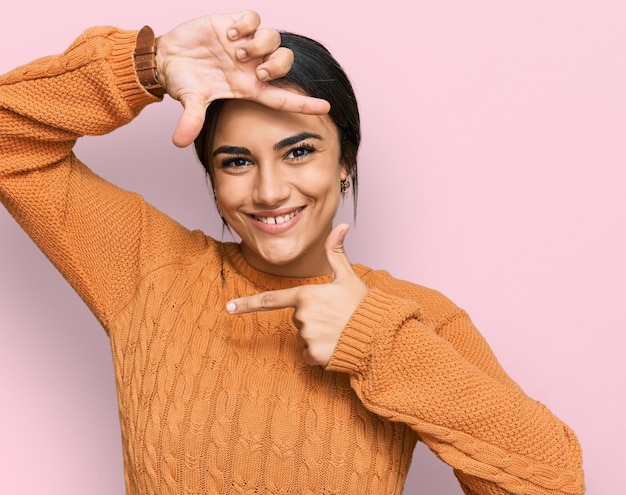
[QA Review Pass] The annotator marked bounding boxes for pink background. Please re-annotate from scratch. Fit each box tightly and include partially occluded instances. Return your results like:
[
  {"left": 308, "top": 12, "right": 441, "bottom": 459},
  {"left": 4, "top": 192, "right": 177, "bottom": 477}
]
[{"left": 1, "top": 1, "right": 624, "bottom": 493}]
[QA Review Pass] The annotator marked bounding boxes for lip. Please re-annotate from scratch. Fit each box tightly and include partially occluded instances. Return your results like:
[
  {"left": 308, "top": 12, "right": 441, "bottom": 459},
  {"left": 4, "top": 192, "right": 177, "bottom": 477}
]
[{"left": 246, "top": 206, "right": 306, "bottom": 234}]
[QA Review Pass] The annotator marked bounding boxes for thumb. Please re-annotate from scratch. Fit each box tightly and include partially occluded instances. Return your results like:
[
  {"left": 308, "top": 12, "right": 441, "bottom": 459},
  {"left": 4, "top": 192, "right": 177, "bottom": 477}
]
[
  {"left": 171, "top": 95, "right": 207, "bottom": 148},
  {"left": 325, "top": 223, "right": 354, "bottom": 281}
]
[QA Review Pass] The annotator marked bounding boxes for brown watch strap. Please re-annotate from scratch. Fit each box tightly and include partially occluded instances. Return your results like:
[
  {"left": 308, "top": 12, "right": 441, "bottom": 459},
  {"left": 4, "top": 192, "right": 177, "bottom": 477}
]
[{"left": 134, "top": 25, "right": 166, "bottom": 96}]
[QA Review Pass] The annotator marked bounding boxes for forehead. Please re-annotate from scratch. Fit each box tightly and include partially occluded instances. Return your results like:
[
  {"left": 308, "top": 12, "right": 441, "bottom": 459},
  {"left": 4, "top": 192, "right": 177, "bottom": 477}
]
[{"left": 213, "top": 99, "right": 338, "bottom": 145}]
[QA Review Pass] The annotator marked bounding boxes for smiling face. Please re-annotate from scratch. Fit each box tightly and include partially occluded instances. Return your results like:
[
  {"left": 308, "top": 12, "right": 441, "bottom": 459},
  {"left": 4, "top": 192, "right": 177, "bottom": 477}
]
[{"left": 211, "top": 99, "right": 348, "bottom": 277}]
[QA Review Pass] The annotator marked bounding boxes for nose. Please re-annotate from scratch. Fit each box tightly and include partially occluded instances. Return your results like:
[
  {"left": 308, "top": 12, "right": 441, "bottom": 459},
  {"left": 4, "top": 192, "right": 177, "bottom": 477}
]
[{"left": 252, "top": 163, "right": 290, "bottom": 207}]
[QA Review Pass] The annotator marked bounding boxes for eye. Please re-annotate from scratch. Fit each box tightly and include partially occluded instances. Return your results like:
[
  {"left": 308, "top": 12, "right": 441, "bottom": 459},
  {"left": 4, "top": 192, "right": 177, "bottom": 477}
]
[
  {"left": 220, "top": 156, "right": 253, "bottom": 170},
  {"left": 285, "top": 144, "right": 316, "bottom": 161}
]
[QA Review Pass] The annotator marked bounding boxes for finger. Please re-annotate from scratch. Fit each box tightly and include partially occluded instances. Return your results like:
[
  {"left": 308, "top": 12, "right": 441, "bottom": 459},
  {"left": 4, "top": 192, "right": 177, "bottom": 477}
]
[
  {"left": 226, "top": 287, "right": 300, "bottom": 315},
  {"left": 254, "top": 48, "right": 331, "bottom": 113},
  {"left": 302, "top": 344, "right": 330, "bottom": 367},
  {"left": 324, "top": 223, "right": 354, "bottom": 281},
  {"left": 226, "top": 10, "right": 261, "bottom": 40},
  {"left": 171, "top": 95, "right": 207, "bottom": 147},
  {"left": 237, "top": 28, "right": 281, "bottom": 62},
  {"left": 252, "top": 46, "right": 293, "bottom": 81},
  {"left": 254, "top": 85, "right": 331, "bottom": 115}
]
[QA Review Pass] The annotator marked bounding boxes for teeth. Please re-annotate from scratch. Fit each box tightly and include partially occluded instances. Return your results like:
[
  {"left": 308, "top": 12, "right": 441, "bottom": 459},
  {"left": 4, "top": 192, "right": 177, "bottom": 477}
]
[{"left": 255, "top": 208, "right": 301, "bottom": 225}]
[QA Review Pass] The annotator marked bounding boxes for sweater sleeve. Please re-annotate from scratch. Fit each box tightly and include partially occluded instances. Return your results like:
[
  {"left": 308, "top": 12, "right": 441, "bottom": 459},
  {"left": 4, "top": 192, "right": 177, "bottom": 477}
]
[
  {"left": 326, "top": 286, "right": 585, "bottom": 495},
  {"left": 0, "top": 27, "right": 208, "bottom": 328}
]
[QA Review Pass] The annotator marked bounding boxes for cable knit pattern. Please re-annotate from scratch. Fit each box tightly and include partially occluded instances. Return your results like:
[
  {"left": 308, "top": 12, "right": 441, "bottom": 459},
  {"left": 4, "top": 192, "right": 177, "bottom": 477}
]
[{"left": 0, "top": 26, "right": 584, "bottom": 495}]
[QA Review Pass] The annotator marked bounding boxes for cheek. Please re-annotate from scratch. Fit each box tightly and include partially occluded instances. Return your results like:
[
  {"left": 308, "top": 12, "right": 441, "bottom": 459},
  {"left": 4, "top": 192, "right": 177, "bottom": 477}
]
[
  {"left": 213, "top": 176, "right": 248, "bottom": 213},
  {"left": 298, "top": 163, "right": 343, "bottom": 195},
  {"left": 212, "top": 161, "right": 342, "bottom": 210}
]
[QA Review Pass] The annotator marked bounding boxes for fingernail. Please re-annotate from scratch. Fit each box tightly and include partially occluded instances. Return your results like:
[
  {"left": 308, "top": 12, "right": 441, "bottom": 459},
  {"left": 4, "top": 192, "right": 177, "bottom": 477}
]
[
  {"left": 226, "top": 301, "right": 237, "bottom": 313},
  {"left": 237, "top": 48, "right": 248, "bottom": 60},
  {"left": 228, "top": 28, "right": 239, "bottom": 40},
  {"left": 257, "top": 69, "right": 270, "bottom": 81}
]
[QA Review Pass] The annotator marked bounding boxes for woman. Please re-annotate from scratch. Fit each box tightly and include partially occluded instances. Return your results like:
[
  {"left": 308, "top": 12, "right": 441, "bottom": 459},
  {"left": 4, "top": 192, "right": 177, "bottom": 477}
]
[{"left": 0, "top": 9, "right": 584, "bottom": 495}]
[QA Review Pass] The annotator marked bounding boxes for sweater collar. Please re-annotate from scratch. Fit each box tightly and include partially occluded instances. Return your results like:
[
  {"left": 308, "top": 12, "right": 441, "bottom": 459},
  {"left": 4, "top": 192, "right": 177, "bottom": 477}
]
[{"left": 220, "top": 242, "right": 370, "bottom": 292}]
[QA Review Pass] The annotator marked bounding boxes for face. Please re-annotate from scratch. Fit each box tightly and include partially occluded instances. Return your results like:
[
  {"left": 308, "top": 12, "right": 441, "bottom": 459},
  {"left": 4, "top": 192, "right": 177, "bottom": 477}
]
[{"left": 211, "top": 99, "right": 348, "bottom": 277}]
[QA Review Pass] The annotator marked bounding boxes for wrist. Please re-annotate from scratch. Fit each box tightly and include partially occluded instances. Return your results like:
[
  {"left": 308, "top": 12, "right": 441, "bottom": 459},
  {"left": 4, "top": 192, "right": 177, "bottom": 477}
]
[{"left": 134, "top": 25, "right": 166, "bottom": 97}]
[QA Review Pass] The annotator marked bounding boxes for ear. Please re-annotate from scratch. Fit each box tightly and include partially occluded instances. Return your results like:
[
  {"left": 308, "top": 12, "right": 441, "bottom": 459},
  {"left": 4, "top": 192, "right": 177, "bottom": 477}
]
[{"left": 340, "top": 160, "right": 349, "bottom": 181}]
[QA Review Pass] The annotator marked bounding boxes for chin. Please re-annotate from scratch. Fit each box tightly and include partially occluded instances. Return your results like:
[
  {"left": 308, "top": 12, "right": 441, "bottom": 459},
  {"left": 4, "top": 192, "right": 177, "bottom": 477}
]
[
  {"left": 257, "top": 249, "right": 301, "bottom": 267},
  {"left": 241, "top": 231, "right": 328, "bottom": 276}
]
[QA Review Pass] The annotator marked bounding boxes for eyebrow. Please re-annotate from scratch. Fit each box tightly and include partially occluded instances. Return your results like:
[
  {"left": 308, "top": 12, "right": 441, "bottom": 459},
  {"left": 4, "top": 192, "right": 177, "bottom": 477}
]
[
  {"left": 273, "top": 132, "right": 323, "bottom": 151},
  {"left": 212, "top": 132, "right": 323, "bottom": 158},
  {"left": 212, "top": 145, "right": 249, "bottom": 158}
]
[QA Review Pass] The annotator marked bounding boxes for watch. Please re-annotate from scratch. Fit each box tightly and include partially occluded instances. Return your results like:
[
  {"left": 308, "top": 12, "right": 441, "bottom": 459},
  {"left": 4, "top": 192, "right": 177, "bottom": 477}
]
[{"left": 134, "top": 25, "right": 166, "bottom": 97}]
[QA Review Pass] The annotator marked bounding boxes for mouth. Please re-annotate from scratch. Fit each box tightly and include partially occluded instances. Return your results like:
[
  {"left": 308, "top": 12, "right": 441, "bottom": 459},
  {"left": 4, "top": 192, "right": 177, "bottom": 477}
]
[{"left": 249, "top": 206, "right": 305, "bottom": 226}]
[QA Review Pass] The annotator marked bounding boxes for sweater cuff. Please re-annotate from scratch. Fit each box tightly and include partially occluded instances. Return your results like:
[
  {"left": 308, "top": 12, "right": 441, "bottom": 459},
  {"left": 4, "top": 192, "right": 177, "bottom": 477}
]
[
  {"left": 107, "top": 28, "right": 162, "bottom": 109},
  {"left": 326, "top": 289, "right": 401, "bottom": 375}
]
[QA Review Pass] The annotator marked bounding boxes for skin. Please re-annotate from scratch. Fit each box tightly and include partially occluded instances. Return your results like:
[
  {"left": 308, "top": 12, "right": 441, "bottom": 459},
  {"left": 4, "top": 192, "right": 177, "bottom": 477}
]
[
  {"left": 211, "top": 100, "right": 370, "bottom": 366},
  {"left": 226, "top": 224, "right": 370, "bottom": 366},
  {"left": 157, "top": 10, "right": 368, "bottom": 366},
  {"left": 157, "top": 10, "right": 330, "bottom": 147},
  {"left": 211, "top": 99, "right": 348, "bottom": 278}
]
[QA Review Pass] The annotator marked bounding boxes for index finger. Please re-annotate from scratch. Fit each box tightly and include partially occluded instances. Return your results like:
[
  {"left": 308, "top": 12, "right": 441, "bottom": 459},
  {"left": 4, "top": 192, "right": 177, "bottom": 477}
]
[
  {"left": 226, "top": 287, "right": 299, "bottom": 315},
  {"left": 254, "top": 85, "right": 330, "bottom": 115}
]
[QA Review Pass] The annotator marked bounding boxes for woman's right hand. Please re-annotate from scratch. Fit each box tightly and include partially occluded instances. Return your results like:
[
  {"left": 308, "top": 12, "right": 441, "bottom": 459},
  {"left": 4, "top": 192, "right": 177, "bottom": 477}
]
[{"left": 155, "top": 10, "right": 330, "bottom": 147}]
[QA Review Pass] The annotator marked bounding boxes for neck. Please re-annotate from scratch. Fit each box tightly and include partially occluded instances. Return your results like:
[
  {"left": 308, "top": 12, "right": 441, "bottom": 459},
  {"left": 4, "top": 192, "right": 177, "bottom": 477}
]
[{"left": 240, "top": 242, "right": 331, "bottom": 278}]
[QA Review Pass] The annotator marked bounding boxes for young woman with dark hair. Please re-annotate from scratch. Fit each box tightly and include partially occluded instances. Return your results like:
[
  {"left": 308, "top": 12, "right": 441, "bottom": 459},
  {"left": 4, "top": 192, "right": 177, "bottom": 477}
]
[{"left": 0, "top": 10, "right": 584, "bottom": 495}]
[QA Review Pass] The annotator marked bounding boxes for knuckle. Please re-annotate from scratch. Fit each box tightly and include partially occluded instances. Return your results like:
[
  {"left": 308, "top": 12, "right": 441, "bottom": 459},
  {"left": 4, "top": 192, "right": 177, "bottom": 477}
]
[
  {"left": 260, "top": 292, "right": 274, "bottom": 309},
  {"left": 258, "top": 27, "right": 279, "bottom": 41},
  {"left": 256, "top": 28, "right": 280, "bottom": 49},
  {"left": 306, "top": 347, "right": 324, "bottom": 366},
  {"left": 268, "top": 29, "right": 281, "bottom": 48},
  {"left": 274, "top": 46, "right": 294, "bottom": 63},
  {"left": 297, "top": 326, "right": 309, "bottom": 340},
  {"left": 249, "top": 10, "right": 261, "bottom": 25},
  {"left": 241, "top": 10, "right": 260, "bottom": 26}
]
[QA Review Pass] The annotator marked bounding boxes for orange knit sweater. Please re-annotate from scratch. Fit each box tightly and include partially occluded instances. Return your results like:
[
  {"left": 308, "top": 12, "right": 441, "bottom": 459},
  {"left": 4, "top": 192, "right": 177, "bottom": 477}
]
[{"left": 0, "top": 27, "right": 584, "bottom": 495}]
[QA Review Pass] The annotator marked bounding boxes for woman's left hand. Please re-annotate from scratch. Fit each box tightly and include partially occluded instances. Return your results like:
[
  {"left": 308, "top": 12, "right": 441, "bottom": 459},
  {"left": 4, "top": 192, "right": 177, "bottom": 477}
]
[{"left": 226, "top": 224, "right": 369, "bottom": 367}]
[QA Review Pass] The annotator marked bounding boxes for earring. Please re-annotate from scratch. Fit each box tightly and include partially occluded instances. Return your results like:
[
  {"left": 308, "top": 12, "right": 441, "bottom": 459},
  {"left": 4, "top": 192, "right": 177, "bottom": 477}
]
[{"left": 340, "top": 178, "right": 350, "bottom": 194}]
